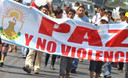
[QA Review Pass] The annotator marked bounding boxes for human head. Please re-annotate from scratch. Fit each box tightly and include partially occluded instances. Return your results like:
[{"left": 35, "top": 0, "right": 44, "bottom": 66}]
[
  {"left": 76, "top": 6, "right": 85, "bottom": 18},
  {"left": 120, "top": 12, "right": 126, "bottom": 21},
  {"left": 54, "top": 8, "right": 63, "bottom": 18},
  {"left": 106, "top": 11, "right": 112, "bottom": 21},
  {"left": 97, "top": 7, "right": 100, "bottom": 13},
  {"left": 79, "top": 3, "right": 84, "bottom": 7},
  {"left": 74, "top": 2, "right": 80, "bottom": 7},
  {"left": 67, "top": 8, "right": 76, "bottom": 19},
  {"left": 64, "top": 4, "right": 70, "bottom": 12},
  {"left": 38, "top": 5, "right": 49, "bottom": 15},
  {"left": 99, "top": 7, "right": 105, "bottom": 17},
  {"left": 100, "top": 16, "right": 108, "bottom": 24},
  {"left": 85, "top": 11, "right": 89, "bottom": 17},
  {"left": 125, "top": 12, "right": 128, "bottom": 23}
]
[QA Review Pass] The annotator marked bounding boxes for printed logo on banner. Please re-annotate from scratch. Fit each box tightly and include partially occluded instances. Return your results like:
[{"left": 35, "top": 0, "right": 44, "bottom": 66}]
[{"left": 0, "top": 5, "right": 26, "bottom": 40}]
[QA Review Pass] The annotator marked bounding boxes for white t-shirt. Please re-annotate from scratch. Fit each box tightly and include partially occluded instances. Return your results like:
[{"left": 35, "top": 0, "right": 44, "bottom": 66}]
[
  {"left": 119, "top": 21, "right": 127, "bottom": 24},
  {"left": 62, "top": 10, "right": 67, "bottom": 18},
  {"left": 92, "top": 13, "right": 101, "bottom": 24}
]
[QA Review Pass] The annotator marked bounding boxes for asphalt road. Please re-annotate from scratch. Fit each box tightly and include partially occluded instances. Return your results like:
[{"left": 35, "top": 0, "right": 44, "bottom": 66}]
[{"left": 0, "top": 46, "right": 125, "bottom": 78}]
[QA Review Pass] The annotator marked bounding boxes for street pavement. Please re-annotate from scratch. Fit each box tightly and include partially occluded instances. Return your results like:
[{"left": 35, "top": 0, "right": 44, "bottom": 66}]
[{"left": 0, "top": 46, "right": 125, "bottom": 78}]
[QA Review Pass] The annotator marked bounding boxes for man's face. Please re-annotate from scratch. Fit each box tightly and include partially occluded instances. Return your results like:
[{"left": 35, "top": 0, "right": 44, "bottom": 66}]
[
  {"left": 126, "top": 17, "right": 128, "bottom": 23},
  {"left": 100, "top": 10, "right": 105, "bottom": 17},
  {"left": 77, "top": 8, "right": 85, "bottom": 17},
  {"left": 120, "top": 15, "right": 126, "bottom": 21},
  {"left": 97, "top": 8, "right": 100, "bottom": 13},
  {"left": 106, "top": 13, "right": 112, "bottom": 20},
  {"left": 56, "top": 13, "right": 63, "bottom": 18},
  {"left": 67, "top": 11, "right": 75, "bottom": 19},
  {"left": 64, "top": 6, "right": 68, "bottom": 12},
  {"left": 40, "top": 8, "right": 49, "bottom": 15}
]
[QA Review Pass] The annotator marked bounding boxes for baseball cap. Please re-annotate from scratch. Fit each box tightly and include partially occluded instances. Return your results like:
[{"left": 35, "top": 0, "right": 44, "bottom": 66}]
[
  {"left": 125, "top": 12, "right": 128, "bottom": 18},
  {"left": 100, "top": 16, "right": 109, "bottom": 22}
]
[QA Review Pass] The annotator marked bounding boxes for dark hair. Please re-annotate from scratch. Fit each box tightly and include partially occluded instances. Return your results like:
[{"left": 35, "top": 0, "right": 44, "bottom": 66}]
[
  {"left": 107, "top": 11, "right": 112, "bottom": 15},
  {"left": 99, "top": 6, "right": 105, "bottom": 11},
  {"left": 67, "top": 8, "right": 76, "bottom": 14},
  {"left": 79, "top": 3, "right": 84, "bottom": 7},
  {"left": 54, "top": 8, "right": 63, "bottom": 16},
  {"left": 77, "top": 6, "right": 85, "bottom": 10},
  {"left": 64, "top": 3, "right": 70, "bottom": 8},
  {"left": 85, "top": 11, "right": 89, "bottom": 17},
  {"left": 14, "top": 0, "right": 22, "bottom": 3},
  {"left": 107, "top": 11, "right": 114, "bottom": 21},
  {"left": 120, "top": 12, "right": 126, "bottom": 16},
  {"left": 38, "top": 4, "right": 49, "bottom": 11},
  {"left": 75, "top": 2, "right": 80, "bottom": 6}
]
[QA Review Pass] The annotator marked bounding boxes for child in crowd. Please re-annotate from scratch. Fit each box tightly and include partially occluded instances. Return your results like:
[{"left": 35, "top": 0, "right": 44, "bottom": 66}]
[{"left": 59, "top": 8, "right": 76, "bottom": 78}]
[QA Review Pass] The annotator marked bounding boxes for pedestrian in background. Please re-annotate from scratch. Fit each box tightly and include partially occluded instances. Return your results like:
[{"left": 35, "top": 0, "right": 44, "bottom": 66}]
[
  {"left": 92, "top": 7, "right": 105, "bottom": 25},
  {"left": 0, "top": 40, "right": 7, "bottom": 67}
]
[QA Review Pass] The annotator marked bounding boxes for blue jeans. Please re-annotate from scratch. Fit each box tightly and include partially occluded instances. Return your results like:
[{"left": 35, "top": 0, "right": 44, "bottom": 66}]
[
  {"left": 22, "top": 47, "right": 29, "bottom": 57},
  {"left": 59, "top": 56, "right": 73, "bottom": 75},
  {"left": 104, "top": 62, "right": 111, "bottom": 75},
  {"left": 72, "top": 58, "right": 79, "bottom": 70},
  {"left": 89, "top": 61, "right": 103, "bottom": 74}
]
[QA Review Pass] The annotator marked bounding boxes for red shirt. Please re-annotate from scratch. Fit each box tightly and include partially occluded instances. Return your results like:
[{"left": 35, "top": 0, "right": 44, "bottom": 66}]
[{"left": 31, "top": 2, "right": 37, "bottom": 8}]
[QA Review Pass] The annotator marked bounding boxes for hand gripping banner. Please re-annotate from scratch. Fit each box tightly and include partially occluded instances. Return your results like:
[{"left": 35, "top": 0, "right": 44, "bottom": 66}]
[{"left": 1, "top": 0, "right": 128, "bottom": 62}]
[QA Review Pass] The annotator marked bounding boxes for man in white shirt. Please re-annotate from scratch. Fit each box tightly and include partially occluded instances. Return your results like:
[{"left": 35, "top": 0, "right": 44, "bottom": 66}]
[
  {"left": 62, "top": 4, "right": 71, "bottom": 18},
  {"left": 92, "top": 7, "right": 105, "bottom": 25}
]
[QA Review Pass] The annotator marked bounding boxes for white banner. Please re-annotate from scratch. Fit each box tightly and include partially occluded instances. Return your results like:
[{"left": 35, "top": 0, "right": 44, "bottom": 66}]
[{"left": 1, "top": 0, "right": 128, "bottom": 62}]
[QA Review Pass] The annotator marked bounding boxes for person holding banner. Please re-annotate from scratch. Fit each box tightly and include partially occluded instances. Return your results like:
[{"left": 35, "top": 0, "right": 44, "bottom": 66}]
[
  {"left": 92, "top": 7, "right": 106, "bottom": 26},
  {"left": 44, "top": 8, "right": 63, "bottom": 70},
  {"left": 23, "top": 4, "right": 49, "bottom": 74},
  {"left": 71, "top": 6, "right": 89, "bottom": 74},
  {"left": 103, "top": 11, "right": 114, "bottom": 78},
  {"left": 8, "top": 0, "right": 23, "bottom": 53},
  {"left": 124, "top": 12, "right": 128, "bottom": 78},
  {"left": 59, "top": 8, "right": 76, "bottom": 78},
  {"left": 117, "top": 12, "right": 126, "bottom": 73},
  {"left": 89, "top": 16, "right": 109, "bottom": 78}
]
